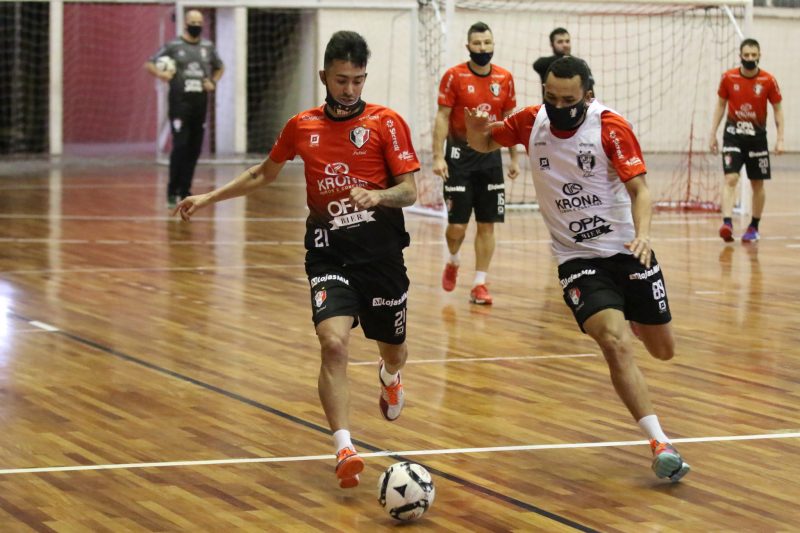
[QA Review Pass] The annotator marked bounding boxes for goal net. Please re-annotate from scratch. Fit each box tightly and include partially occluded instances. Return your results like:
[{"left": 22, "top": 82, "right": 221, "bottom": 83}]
[{"left": 415, "top": 0, "right": 749, "bottom": 213}]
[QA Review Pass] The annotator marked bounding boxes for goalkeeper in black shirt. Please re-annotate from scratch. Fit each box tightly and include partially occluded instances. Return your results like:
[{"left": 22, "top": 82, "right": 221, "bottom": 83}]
[{"left": 145, "top": 9, "right": 224, "bottom": 208}]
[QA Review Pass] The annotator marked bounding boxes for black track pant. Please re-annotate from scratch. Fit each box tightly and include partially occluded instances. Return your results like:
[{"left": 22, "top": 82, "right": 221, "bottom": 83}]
[{"left": 168, "top": 110, "right": 206, "bottom": 199}]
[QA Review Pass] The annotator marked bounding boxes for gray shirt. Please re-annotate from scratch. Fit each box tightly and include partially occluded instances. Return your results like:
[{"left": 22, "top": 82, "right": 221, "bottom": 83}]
[{"left": 150, "top": 37, "right": 223, "bottom": 112}]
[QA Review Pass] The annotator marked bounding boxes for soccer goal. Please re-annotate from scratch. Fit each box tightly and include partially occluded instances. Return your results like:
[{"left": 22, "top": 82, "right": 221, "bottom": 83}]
[{"left": 414, "top": 0, "right": 753, "bottom": 214}]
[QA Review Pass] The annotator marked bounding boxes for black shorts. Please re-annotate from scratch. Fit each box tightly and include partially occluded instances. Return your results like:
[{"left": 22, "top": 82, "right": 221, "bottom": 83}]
[
  {"left": 305, "top": 252, "right": 409, "bottom": 345},
  {"left": 557, "top": 252, "right": 672, "bottom": 333},
  {"left": 443, "top": 166, "right": 505, "bottom": 224},
  {"left": 721, "top": 135, "right": 771, "bottom": 180}
]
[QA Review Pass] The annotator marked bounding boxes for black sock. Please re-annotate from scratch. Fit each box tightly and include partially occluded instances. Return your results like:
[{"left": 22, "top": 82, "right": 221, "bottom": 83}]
[
  {"left": 723, "top": 217, "right": 732, "bottom": 226},
  {"left": 750, "top": 217, "right": 760, "bottom": 230}
]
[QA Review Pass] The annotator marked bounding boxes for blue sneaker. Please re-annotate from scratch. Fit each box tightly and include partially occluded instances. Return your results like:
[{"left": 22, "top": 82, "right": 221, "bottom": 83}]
[
  {"left": 650, "top": 439, "right": 691, "bottom": 482},
  {"left": 741, "top": 226, "right": 760, "bottom": 242}
]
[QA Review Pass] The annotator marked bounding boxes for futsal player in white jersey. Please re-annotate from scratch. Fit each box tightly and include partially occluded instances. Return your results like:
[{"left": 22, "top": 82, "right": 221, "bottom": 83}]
[{"left": 464, "top": 56, "right": 690, "bottom": 482}]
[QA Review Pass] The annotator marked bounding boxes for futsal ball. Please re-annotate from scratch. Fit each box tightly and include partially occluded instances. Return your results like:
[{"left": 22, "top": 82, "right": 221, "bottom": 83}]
[
  {"left": 377, "top": 461, "right": 435, "bottom": 521},
  {"left": 155, "top": 55, "right": 176, "bottom": 75}
]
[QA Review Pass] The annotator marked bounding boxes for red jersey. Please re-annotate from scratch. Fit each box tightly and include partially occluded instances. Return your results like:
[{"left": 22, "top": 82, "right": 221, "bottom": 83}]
[
  {"left": 269, "top": 103, "right": 420, "bottom": 263},
  {"left": 717, "top": 67, "right": 781, "bottom": 137},
  {"left": 491, "top": 104, "right": 647, "bottom": 182},
  {"left": 438, "top": 62, "right": 516, "bottom": 169}
]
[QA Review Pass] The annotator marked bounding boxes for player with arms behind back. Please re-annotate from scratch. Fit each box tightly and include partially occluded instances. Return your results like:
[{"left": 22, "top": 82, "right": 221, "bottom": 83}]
[
  {"left": 174, "top": 31, "right": 419, "bottom": 490},
  {"left": 465, "top": 56, "right": 691, "bottom": 482},
  {"left": 709, "top": 38, "right": 784, "bottom": 242}
]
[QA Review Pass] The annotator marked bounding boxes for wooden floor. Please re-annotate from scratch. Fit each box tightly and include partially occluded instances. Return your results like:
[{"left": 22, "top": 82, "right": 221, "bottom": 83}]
[{"left": 0, "top": 156, "right": 799, "bottom": 532}]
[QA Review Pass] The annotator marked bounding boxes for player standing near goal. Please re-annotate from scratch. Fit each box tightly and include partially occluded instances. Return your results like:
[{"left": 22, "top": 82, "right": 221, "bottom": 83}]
[
  {"left": 533, "top": 27, "right": 594, "bottom": 94},
  {"left": 464, "top": 57, "right": 691, "bottom": 482},
  {"left": 709, "top": 38, "right": 784, "bottom": 242},
  {"left": 173, "top": 31, "right": 418, "bottom": 489},
  {"left": 433, "top": 22, "right": 519, "bottom": 305},
  {"left": 145, "top": 9, "right": 224, "bottom": 209}
]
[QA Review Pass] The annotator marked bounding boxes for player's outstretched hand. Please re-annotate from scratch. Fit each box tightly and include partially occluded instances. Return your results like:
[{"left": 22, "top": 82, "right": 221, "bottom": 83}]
[
  {"left": 173, "top": 194, "right": 210, "bottom": 222},
  {"left": 625, "top": 236, "right": 652, "bottom": 268},
  {"left": 464, "top": 107, "right": 491, "bottom": 133},
  {"left": 507, "top": 160, "right": 520, "bottom": 180},
  {"left": 350, "top": 187, "right": 381, "bottom": 209}
]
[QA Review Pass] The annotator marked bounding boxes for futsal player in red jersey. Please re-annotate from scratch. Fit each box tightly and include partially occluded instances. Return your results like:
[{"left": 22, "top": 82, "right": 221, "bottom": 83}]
[
  {"left": 709, "top": 38, "right": 784, "bottom": 242},
  {"left": 174, "top": 31, "right": 419, "bottom": 489},
  {"left": 433, "top": 21, "right": 519, "bottom": 305}
]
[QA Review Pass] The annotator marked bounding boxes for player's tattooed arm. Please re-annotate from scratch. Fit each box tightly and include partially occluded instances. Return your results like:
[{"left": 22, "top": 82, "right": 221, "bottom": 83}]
[{"left": 350, "top": 173, "right": 418, "bottom": 209}]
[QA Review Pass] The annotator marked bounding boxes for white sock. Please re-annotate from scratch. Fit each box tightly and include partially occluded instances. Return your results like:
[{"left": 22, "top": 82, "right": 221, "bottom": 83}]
[
  {"left": 473, "top": 271, "right": 487, "bottom": 286},
  {"left": 380, "top": 364, "right": 399, "bottom": 386},
  {"left": 637, "top": 414, "right": 670, "bottom": 443},
  {"left": 333, "top": 429, "right": 353, "bottom": 452},
  {"left": 448, "top": 253, "right": 460, "bottom": 265}
]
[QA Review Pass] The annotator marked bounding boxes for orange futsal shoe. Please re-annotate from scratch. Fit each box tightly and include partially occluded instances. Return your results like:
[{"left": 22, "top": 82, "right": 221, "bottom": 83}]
[
  {"left": 335, "top": 447, "right": 365, "bottom": 489},
  {"left": 442, "top": 262, "right": 459, "bottom": 292},
  {"left": 378, "top": 360, "right": 405, "bottom": 421},
  {"left": 469, "top": 284, "right": 493, "bottom": 305}
]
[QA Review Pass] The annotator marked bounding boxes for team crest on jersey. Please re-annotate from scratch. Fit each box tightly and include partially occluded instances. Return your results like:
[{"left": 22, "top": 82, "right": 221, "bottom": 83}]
[
  {"left": 201, "top": 48, "right": 207, "bottom": 59},
  {"left": 753, "top": 83, "right": 763, "bottom": 96},
  {"left": 489, "top": 82, "right": 501, "bottom": 97},
  {"left": 576, "top": 150, "right": 596, "bottom": 177},
  {"left": 314, "top": 290, "right": 327, "bottom": 308},
  {"left": 568, "top": 287, "right": 581, "bottom": 306},
  {"left": 349, "top": 126, "right": 370, "bottom": 148}
]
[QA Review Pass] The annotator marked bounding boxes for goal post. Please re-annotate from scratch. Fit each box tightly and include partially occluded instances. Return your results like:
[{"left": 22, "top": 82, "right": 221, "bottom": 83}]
[{"left": 414, "top": 0, "right": 753, "bottom": 214}]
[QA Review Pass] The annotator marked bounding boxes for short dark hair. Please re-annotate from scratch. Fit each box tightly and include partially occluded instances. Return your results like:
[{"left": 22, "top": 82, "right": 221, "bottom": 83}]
[
  {"left": 545, "top": 56, "right": 592, "bottom": 91},
  {"left": 467, "top": 21, "right": 492, "bottom": 40},
  {"left": 324, "top": 31, "right": 370, "bottom": 69},
  {"left": 549, "top": 27, "right": 569, "bottom": 45},
  {"left": 740, "top": 38, "right": 760, "bottom": 53}
]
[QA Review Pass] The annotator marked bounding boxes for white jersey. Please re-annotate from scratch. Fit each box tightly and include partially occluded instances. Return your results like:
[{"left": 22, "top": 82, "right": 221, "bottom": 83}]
[{"left": 529, "top": 100, "right": 637, "bottom": 264}]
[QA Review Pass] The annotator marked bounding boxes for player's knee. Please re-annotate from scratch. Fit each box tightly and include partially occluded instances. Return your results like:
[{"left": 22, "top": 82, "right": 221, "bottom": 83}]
[
  {"left": 318, "top": 333, "right": 348, "bottom": 365},
  {"left": 595, "top": 329, "right": 630, "bottom": 365},
  {"left": 648, "top": 338, "right": 674, "bottom": 361},
  {"left": 476, "top": 222, "right": 495, "bottom": 235},
  {"left": 446, "top": 224, "right": 467, "bottom": 239},
  {"left": 724, "top": 173, "right": 740, "bottom": 188}
]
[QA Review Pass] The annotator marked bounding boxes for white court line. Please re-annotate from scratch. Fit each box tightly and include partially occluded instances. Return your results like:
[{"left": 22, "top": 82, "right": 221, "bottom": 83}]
[
  {"left": 694, "top": 291, "right": 724, "bottom": 295},
  {"left": 28, "top": 321, "right": 59, "bottom": 332},
  {"left": 0, "top": 431, "right": 797, "bottom": 476},
  {"left": 0, "top": 214, "right": 306, "bottom": 222},
  {"left": 350, "top": 353, "right": 596, "bottom": 366},
  {"left": 1, "top": 264, "right": 295, "bottom": 275}
]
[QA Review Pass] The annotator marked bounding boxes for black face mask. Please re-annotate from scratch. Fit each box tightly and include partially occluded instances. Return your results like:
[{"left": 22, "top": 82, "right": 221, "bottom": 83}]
[
  {"left": 544, "top": 100, "right": 587, "bottom": 131},
  {"left": 469, "top": 51, "right": 493, "bottom": 67},
  {"left": 321, "top": 75, "right": 364, "bottom": 119},
  {"left": 741, "top": 58, "right": 758, "bottom": 70},
  {"left": 187, "top": 25, "right": 202, "bottom": 38}
]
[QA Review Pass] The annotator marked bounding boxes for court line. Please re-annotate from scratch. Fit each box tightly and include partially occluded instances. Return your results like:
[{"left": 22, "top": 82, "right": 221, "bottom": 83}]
[
  {"left": 350, "top": 353, "right": 596, "bottom": 366},
  {"left": 29, "top": 321, "right": 59, "bottom": 332},
  {"left": 1, "top": 264, "right": 296, "bottom": 275},
  {"left": 6, "top": 310, "right": 595, "bottom": 532},
  {"left": 1, "top": 431, "right": 797, "bottom": 476}
]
